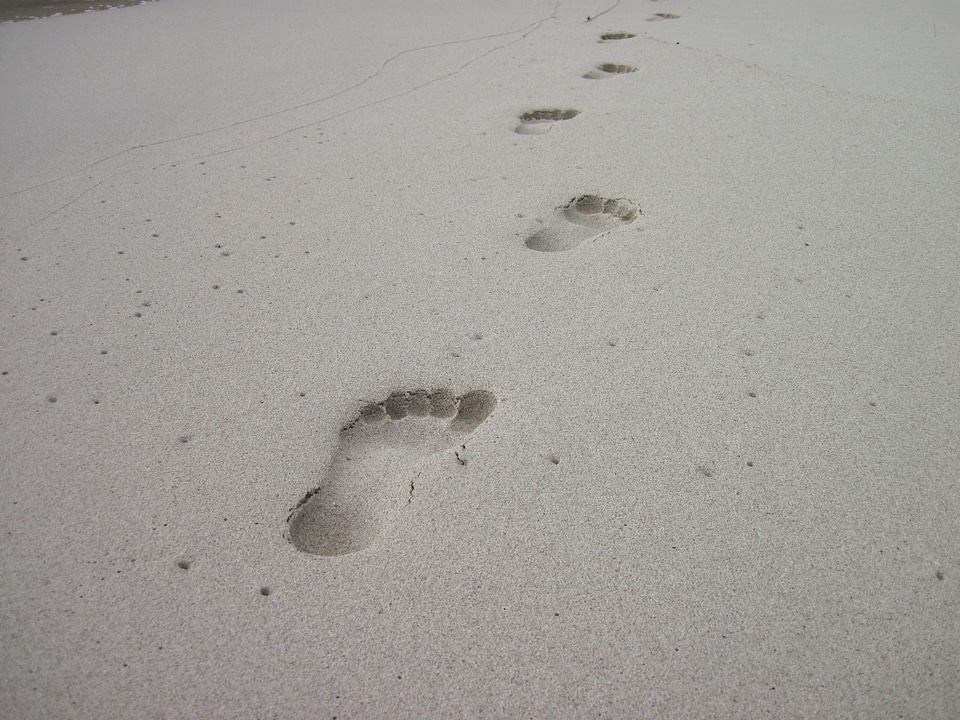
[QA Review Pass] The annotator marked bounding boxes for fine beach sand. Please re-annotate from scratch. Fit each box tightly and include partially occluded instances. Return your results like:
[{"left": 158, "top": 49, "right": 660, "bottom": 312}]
[{"left": 1, "top": 1, "right": 958, "bottom": 717}]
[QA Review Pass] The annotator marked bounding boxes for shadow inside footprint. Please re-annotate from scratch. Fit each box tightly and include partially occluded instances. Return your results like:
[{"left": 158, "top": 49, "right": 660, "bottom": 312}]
[
  {"left": 583, "top": 63, "right": 638, "bottom": 79},
  {"left": 287, "top": 389, "right": 497, "bottom": 556},
  {"left": 515, "top": 108, "right": 581, "bottom": 135},
  {"left": 526, "top": 194, "right": 641, "bottom": 252}
]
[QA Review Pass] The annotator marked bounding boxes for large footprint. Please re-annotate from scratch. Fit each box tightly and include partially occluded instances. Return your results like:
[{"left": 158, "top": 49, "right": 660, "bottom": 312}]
[
  {"left": 525, "top": 194, "right": 641, "bottom": 252},
  {"left": 287, "top": 389, "right": 497, "bottom": 556}
]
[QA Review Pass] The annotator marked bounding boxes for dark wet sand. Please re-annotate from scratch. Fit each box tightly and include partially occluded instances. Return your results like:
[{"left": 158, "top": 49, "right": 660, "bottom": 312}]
[{"left": 0, "top": 0, "right": 156, "bottom": 22}]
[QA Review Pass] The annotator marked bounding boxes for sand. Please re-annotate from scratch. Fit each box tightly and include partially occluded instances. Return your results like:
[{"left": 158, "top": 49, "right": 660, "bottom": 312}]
[{"left": 1, "top": 0, "right": 958, "bottom": 717}]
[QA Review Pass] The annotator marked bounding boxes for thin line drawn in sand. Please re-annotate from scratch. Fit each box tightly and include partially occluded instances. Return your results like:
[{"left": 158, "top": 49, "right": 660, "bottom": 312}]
[
  {"left": 1, "top": 1, "right": 565, "bottom": 239},
  {"left": 525, "top": 194, "right": 641, "bottom": 252},
  {"left": 287, "top": 389, "right": 497, "bottom": 557},
  {"left": 585, "top": 0, "right": 621, "bottom": 23},
  {"left": 598, "top": 31, "right": 636, "bottom": 42},
  {"left": 515, "top": 109, "right": 581, "bottom": 135},
  {"left": 583, "top": 63, "right": 638, "bottom": 79}
]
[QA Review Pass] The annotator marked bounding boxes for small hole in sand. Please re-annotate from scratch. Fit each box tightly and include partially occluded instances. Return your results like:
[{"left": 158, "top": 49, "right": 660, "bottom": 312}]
[
  {"left": 260, "top": 586, "right": 271, "bottom": 596},
  {"left": 177, "top": 560, "right": 191, "bottom": 570}
]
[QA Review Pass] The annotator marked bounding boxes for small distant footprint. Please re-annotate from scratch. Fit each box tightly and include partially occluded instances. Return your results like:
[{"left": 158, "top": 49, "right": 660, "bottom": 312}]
[
  {"left": 647, "top": 13, "right": 680, "bottom": 21},
  {"left": 583, "top": 63, "right": 638, "bottom": 80},
  {"left": 287, "top": 389, "right": 497, "bottom": 556},
  {"left": 515, "top": 109, "right": 581, "bottom": 135},
  {"left": 598, "top": 32, "right": 636, "bottom": 42},
  {"left": 526, "top": 194, "right": 641, "bottom": 252}
]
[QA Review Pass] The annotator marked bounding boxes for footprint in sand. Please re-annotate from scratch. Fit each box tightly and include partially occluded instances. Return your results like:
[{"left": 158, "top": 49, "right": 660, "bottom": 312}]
[
  {"left": 583, "top": 63, "right": 638, "bottom": 80},
  {"left": 515, "top": 108, "right": 581, "bottom": 135},
  {"left": 647, "top": 13, "right": 680, "bottom": 22},
  {"left": 598, "top": 31, "right": 636, "bottom": 42},
  {"left": 526, "top": 194, "right": 641, "bottom": 252},
  {"left": 287, "top": 389, "right": 497, "bottom": 556}
]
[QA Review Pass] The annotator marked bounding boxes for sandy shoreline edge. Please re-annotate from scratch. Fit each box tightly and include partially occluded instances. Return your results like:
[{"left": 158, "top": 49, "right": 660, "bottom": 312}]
[{"left": 0, "top": 0, "right": 157, "bottom": 23}]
